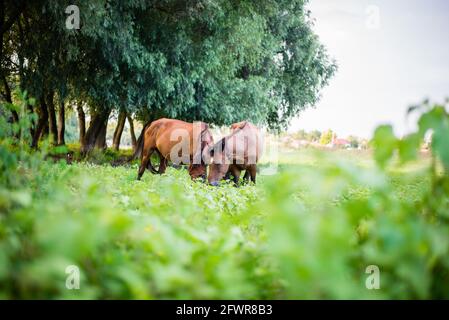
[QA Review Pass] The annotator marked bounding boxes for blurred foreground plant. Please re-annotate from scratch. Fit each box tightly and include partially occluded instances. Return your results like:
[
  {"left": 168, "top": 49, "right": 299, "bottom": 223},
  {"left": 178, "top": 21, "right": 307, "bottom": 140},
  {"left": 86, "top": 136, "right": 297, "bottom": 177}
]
[
  {"left": 0, "top": 98, "right": 448, "bottom": 299},
  {"left": 265, "top": 101, "right": 448, "bottom": 298}
]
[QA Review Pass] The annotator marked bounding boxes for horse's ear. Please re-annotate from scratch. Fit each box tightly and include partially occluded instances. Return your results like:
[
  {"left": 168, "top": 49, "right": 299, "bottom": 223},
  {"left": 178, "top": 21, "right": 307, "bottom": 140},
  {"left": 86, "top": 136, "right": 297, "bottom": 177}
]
[
  {"left": 209, "top": 138, "right": 225, "bottom": 157},
  {"left": 200, "top": 122, "right": 209, "bottom": 134}
]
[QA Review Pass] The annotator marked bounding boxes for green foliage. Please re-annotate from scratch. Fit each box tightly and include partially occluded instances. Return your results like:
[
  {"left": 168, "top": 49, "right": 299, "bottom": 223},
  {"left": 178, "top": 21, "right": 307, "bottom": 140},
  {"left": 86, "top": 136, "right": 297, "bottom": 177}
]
[
  {"left": 2, "top": 0, "right": 336, "bottom": 129},
  {"left": 319, "top": 129, "right": 333, "bottom": 145},
  {"left": 347, "top": 135, "right": 360, "bottom": 149},
  {"left": 292, "top": 129, "right": 322, "bottom": 142},
  {"left": 418, "top": 106, "right": 449, "bottom": 170},
  {"left": 0, "top": 90, "right": 37, "bottom": 186},
  {"left": 372, "top": 125, "right": 397, "bottom": 168},
  {"left": 1, "top": 100, "right": 448, "bottom": 299}
]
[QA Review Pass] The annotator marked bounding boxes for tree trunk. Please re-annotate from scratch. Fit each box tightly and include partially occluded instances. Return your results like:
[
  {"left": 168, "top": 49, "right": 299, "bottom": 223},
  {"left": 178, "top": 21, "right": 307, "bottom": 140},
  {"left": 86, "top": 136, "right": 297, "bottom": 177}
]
[
  {"left": 42, "top": 121, "right": 49, "bottom": 138},
  {"left": 82, "top": 109, "right": 110, "bottom": 155},
  {"left": 127, "top": 114, "right": 137, "bottom": 152},
  {"left": 96, "top": 120, "right": 107, "bottom": 149},
  {"left": 57, "top": 99, "right": 65, "bottom": 145},
  {"left": 112, "top": 111, "right": 126, "bottom": 150},
  {"left": 1, "top": 75, "right": 18, "bottom": 122},
  {"left": 31, "top": 96, "right": 49, "bottom": 148},
  {"left": 28, "top": 103, "right": 35, "bottom": 139},
  {"left": 46, "top": 91, "right": 58, "bottom": 144},
  {"left": 76, "top": 102, "right": 86, "bottom": 150},
  {"left": 11, "top": 110, "right": 19, "bottom": 123}
]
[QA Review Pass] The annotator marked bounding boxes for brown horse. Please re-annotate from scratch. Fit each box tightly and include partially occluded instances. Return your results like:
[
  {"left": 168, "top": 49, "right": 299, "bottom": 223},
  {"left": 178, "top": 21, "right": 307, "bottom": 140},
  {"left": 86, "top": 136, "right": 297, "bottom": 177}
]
[
  {"left": 137, "top": 118, "right": 214, "bottom": 180},
  {"left": 208, "top": 121, "right": 263, "bottom": 186}
]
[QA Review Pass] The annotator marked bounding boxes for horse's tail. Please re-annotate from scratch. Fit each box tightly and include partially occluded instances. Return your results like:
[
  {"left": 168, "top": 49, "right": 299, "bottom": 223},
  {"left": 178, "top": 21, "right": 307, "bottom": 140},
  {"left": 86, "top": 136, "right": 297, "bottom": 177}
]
[
  {"left": 130, "top": 120, "right": 159, "bottom": 174},
  {"left": 129, "top": 120, "right": 152, "bottom": 161}
]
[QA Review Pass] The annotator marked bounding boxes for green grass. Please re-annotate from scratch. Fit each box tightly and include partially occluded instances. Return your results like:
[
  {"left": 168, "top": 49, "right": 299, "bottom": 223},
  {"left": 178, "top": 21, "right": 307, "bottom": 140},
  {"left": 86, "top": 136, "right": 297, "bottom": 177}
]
[
  {"left": 0, "top": 145, "right": 443, "bottom": 299},
  {"left": 278, "top": 147, "right": 431, "bottom": 198},
  {"left": 4, "top": 99, "right": 447, "bottom": 299}
]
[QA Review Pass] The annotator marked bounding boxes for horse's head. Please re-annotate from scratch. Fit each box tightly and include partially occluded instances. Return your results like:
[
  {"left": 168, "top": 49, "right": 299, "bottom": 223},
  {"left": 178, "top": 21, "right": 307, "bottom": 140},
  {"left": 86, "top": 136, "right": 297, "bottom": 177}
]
[
  {"left": 207, "top": 138, "right": 229, "bottom": 186},
  {"left": 189, "top": 122, "right": 214, "bottom": 181},
  {"left": 188, "top": 163, "right": 207, "bottom": 180},
  {"left": 199, "top": 123, "right": 215, "bottom": 159}
]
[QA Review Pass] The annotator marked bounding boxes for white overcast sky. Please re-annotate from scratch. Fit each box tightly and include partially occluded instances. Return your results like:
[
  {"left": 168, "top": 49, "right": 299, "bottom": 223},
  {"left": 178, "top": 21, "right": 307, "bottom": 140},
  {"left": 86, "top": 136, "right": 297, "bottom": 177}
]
[{"left": 289, "top": 0, "right": 449, "bottom": 138}]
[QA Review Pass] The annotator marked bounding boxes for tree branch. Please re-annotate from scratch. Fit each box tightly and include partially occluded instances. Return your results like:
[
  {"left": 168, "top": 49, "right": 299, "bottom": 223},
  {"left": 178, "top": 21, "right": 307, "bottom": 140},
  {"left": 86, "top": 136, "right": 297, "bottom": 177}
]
[{"left": 0, "top": 1, "right": 26, "bottom": 36}]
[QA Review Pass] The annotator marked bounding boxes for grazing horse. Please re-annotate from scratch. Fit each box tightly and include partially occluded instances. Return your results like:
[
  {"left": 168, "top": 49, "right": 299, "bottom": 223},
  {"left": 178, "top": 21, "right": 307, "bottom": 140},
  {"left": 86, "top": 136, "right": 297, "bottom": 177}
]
[
  {"left": 137, "top": 118, "right": 214, "bottom": 180},
  {"left": 208, "top": 121, "right": 263, "bottom": 186}
]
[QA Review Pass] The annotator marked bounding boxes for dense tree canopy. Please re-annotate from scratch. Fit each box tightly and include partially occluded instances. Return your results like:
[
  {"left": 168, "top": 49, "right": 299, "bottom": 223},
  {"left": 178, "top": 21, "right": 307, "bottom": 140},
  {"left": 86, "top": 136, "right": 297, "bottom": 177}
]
[{"left": 1, "top": 0, "right": 336, "bottom": 151}]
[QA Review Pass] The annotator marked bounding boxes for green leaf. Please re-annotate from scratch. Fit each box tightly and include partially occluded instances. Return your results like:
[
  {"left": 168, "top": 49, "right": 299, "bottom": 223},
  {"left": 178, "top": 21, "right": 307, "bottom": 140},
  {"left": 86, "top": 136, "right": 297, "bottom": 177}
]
[
  {"left": 398, "top": 133, "right": 421, "bottom": 163},
  {"left": 372, "top": 125, "right": 397, "bottom": 168},
  {"left": 419, "top": 106, "right": 449, "bottom": 170}
]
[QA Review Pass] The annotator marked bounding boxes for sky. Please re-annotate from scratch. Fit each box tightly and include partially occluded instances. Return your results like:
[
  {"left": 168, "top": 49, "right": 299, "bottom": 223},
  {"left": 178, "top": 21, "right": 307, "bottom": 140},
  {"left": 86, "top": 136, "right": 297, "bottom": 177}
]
[{"left": 289, "top": 0, "right": 449, "bottom": 138}]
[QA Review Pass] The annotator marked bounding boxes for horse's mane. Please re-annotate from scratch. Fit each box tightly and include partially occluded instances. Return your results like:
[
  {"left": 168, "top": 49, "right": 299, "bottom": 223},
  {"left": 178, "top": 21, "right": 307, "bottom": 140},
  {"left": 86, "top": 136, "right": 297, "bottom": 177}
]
[{"left": 200, "top": 123, "right": 210, "bottom": 141}]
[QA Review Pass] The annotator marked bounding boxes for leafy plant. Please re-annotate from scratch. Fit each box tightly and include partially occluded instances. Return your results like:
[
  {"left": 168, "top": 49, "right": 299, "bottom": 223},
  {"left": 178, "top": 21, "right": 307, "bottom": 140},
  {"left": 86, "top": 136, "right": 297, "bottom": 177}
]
[{"left": 0, "top": 98, "right": 448, "bottom": 299}]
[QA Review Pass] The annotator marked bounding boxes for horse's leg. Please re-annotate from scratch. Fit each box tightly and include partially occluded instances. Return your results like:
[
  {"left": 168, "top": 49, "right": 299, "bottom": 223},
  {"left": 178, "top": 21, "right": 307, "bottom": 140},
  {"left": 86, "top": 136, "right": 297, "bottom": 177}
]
[
  {"left": 138, "top": 147, "right": 154, "bottom": 180},
  {"left": 230, "top": 165, "right": 241, "bottom": 186},
  {"left": 224, "top": 168, "right": 232, "bottom": 181},
  {"left": 242, "top": 169, "right": 250, "bottom": 184},
  {"left": 158, "top": 154, "right": 168, "bottom": 174},
  {"left": 249, "top": 164, "right": 257, "bottom": 184}
]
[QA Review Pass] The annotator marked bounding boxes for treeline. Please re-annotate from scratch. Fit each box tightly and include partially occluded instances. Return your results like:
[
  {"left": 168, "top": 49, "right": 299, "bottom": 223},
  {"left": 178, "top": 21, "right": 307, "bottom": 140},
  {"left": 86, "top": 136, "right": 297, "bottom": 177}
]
[
  {"left": 285, "top": 129, "right": 368, "bottom": 149},
  {"left": 0, "top": 0, "right": 336, "bottom": 154}
]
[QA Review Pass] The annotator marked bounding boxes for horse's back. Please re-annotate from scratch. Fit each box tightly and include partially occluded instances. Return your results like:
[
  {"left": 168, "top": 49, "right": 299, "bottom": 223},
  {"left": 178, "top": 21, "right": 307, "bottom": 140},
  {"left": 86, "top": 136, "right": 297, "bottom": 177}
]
[
  {"left": 228, "top": 121, "right": 263, "bottom": 164},
  {"left": 145, "top": 118, "right": 192, "bottom": 160}
]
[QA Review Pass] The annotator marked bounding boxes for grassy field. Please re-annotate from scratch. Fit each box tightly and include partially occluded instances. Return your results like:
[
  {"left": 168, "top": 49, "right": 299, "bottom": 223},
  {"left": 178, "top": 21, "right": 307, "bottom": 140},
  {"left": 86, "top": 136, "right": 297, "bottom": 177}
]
[
  {"left": 3, "top": 100, "right": 449, "bottom": 300},
  {"left": 1, "top": 144, "right": 439, "bottom": 299},
  {"left": 274, "top": 148, "right": 431, "bottom": 203}
]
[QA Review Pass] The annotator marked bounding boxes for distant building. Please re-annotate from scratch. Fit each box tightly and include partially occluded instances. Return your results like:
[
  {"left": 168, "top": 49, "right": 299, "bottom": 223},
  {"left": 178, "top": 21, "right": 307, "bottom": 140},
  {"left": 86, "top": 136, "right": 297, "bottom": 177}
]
[{"left": 331, "top": 133, "right": 351, "bottom": 148}]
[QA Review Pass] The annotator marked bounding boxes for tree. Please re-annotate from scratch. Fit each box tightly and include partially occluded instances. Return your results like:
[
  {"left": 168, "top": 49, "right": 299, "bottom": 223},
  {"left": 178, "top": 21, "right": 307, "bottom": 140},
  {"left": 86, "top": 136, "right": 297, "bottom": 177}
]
[
  {"left": 127, "top": 114, "right": 137, "bottom": 152},
  {"left": 320, "top": 129, "right": 333, "bottom": 145},
  {"left": 348, "top": 135, "right": 360, "bottom": 149},
  {"left": 309, "top": 130, "right": 322, "bottom": 142},
  {"left": 1, "top": 0, "right": 336, "bottom": 152},
  {"left": 46, "top": 91, "right": 58, "bottom": 144},
  {"left": 76, "top": 102, "right": 86, "bottom": 150},
  {"left": 31, "top": 96, "right": 48, "bottom": 148},
  {"left": 57, "top": 99, "right": 65, "bottom": 145},
  {"left": 112, "top": 111, "right": 127, "bottom": 151},
  {"left": 82, "top": 108, "right": 111, "bottom": 154},
  {"left": 293, "top": 129, "right": 307, "bottom": 140}
]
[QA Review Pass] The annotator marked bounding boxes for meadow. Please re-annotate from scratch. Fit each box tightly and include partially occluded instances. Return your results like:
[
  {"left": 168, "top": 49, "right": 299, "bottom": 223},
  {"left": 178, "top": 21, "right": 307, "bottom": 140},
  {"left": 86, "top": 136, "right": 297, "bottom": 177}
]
[
  {"left": 2, "top": 132, "right": 446, "bottom": 299},
  {"left": 1, "top": 0, "right": 447, "bottom": 301}
]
